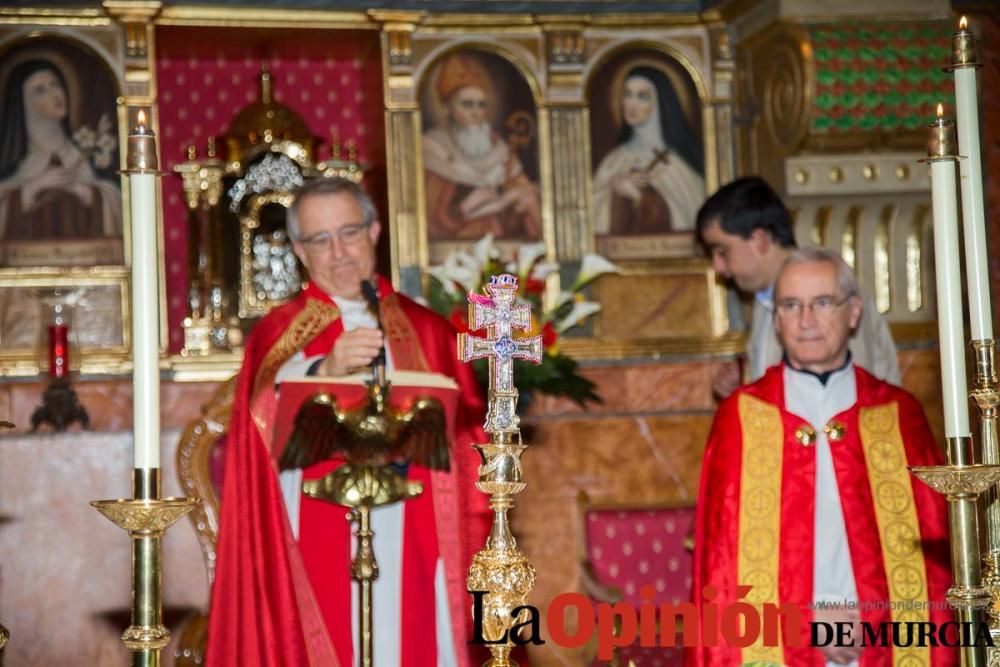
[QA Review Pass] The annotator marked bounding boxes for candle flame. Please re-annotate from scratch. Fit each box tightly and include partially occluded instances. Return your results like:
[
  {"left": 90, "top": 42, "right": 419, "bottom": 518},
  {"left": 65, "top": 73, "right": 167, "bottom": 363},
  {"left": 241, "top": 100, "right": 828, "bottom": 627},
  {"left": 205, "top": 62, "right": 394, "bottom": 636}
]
[
  {"left": 137, "top": 109, "right": 147, "bottom": 127},
  {"left": 937, "top": 103, "right": 944, "bottom": 119},
  {"left": 960, "top": 16, "right": 968, "bottom": 30}
]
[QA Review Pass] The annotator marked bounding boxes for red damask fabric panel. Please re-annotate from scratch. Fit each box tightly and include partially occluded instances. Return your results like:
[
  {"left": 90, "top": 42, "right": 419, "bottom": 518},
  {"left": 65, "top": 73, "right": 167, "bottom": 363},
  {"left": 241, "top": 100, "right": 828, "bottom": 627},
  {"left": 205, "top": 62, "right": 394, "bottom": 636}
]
[{"left": 585, "top": 506, "right": 695, "bottom": 608}]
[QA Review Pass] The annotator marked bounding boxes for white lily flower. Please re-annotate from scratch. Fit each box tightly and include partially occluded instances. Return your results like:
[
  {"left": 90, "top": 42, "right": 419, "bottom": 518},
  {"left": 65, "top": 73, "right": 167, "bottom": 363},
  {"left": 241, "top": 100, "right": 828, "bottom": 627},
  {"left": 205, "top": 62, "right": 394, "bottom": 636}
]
[
  {"left": 516, "top": 242, "right": 547, "bottom": 278},
  {"left": 452, "top": 250, "right": 478, "bottom": 271},
  {"left": 530, "top": 261, "right": 560, "bottom": 282},
  {"left": 555, "top": 301, "right": 602, "bottom": 333},
  {"left": 473, "top": 234, "right": 495, "bottom": 267},
  {"left": 550, "top": 290, "right": 575, "bottom": 311},
  {"left": 425, "top": 264, "right": 461, "bottom": 297},
  {"left": 572, "top": 254, "right": 621, "bottom": 291},
  {"left": 446, "top": 253, "right": 481, "bottom": 293},
  {"left": 427, "top": 251, "right": 480, "bottom": 295}
]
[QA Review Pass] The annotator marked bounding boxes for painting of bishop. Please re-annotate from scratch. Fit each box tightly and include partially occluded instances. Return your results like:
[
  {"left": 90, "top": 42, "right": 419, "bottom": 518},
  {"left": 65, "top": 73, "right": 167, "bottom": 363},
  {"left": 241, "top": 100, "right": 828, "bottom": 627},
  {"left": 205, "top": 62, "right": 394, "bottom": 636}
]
[{"left": 421, "top": 50, "right": 542, "bottom": 260}]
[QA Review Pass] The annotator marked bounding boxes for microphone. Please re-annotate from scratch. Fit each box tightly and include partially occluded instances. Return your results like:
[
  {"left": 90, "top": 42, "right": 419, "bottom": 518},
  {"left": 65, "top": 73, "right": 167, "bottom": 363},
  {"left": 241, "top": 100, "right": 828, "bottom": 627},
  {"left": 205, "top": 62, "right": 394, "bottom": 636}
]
[{"left": 361, "top": 279, "right": 387, "bottom": 388}]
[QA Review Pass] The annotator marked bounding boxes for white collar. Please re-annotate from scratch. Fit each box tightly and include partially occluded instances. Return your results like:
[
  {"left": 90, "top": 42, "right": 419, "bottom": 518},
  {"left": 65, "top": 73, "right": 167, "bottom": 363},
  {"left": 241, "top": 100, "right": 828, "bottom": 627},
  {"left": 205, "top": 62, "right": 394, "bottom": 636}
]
[{"left": 332, "top": 296, "right": 370, "bottom": 318}]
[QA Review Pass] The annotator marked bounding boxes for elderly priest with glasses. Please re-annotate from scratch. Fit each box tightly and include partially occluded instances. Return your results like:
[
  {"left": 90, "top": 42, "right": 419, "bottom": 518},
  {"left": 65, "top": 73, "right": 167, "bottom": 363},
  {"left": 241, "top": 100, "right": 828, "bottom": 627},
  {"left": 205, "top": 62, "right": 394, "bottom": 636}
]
[
  {"left": 206, "top": 177, "right": 490, "bottom": 667},
  {"left": 690, "top": 247, "right": 955, "bottom": 667}
]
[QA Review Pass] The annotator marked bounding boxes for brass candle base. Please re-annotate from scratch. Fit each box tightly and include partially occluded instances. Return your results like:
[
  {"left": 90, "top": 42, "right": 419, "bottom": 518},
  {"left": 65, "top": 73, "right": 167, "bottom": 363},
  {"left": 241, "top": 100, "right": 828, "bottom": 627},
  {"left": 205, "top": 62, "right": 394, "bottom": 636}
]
[
  {"left": 92, "top": 470, "right": 200, "bottom": 666},
  {"left": 467, "top": 443, "right": 536, "bottom": 667},
  {"left": 971, "top": 339, "right": 1000, "bottom": 634},
  {"left": 910, "top": 464, "right": 1000, "bottom": 498},
  {"left": 912, "top": 462, "right": 1000, "bottom": 667}
]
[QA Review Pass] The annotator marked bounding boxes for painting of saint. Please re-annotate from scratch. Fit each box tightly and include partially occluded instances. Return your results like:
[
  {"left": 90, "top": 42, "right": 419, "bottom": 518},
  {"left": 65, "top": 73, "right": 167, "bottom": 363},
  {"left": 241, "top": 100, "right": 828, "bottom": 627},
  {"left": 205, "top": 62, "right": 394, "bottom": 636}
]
[
  {"left": 421, "top": 50, "right": 542, "bottom": 254},
  {"left": 0, "top": 39, "right": 122, "bottom": 268},
  {"left": 590, "top": 50, "right": 705, "bottom": 259}
]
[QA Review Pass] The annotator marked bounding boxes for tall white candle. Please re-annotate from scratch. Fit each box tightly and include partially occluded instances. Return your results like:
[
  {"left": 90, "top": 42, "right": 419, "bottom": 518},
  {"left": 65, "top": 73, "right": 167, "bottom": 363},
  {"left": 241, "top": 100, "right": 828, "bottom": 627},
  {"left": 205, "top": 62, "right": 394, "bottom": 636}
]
[
  {"left": 128, "top": 111, "right": 161, "bottom": 470},
  {"left": 951, "top": 17, "right": 992, "bottom": 340},
  {"left": 927, "top": 110, "right": 970, "bottom": 438}
]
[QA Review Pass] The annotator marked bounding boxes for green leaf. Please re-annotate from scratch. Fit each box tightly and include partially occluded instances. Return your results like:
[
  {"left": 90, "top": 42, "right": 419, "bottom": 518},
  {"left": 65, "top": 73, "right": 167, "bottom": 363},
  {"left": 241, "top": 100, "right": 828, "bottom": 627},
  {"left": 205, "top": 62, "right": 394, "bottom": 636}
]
[
  {"left": 470, "top": 352, "right": 601, "bottom": 409},
  {"left": 427, "top": 277, "right": 461, "bottom": 318}
]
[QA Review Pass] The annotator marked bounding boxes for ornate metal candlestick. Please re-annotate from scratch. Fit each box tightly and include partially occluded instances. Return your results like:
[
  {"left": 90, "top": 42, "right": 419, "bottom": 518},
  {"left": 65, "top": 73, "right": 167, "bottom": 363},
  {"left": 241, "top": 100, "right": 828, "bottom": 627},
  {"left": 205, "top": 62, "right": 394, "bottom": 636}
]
[
  {"left": 92, "top": 472, "right": 199, "bottom": 666},
  {"left": 943, "top": 17, "right": 1000, "bottom": 652},
  {"left": 92, "top": 114, "right": 200, "bottom": 667},
  {"left": 970, "top": 341, "right": 1000, "bottom": 640},
  {"left": 916, "top": 108, "right": 995, "bottom": 667},
  {"left": 911, "top": 460, "right": 999, "bottom": 667},
  {"left": 459, "top": 274, "right": 543, "bottom": 666}
]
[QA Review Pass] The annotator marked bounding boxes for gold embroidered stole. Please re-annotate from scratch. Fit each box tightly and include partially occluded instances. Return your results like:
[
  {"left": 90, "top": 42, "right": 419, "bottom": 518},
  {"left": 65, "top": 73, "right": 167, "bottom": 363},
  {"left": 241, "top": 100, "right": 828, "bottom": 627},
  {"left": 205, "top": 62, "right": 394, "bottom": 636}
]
[
  {"left": 249, "top": 299, "right": 341, "bottom": 447},
  {"left": 736, "top": 393, "right": 785, "bottom": 664},
  {"left": 859, "top": 403, "right": 931, "bottom": 666}
]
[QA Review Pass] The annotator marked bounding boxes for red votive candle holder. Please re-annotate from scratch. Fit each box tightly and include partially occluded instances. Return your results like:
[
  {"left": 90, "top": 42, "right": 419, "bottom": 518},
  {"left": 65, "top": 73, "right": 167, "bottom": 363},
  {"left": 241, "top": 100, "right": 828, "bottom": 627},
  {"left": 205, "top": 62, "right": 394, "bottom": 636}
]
[{"left": 49, "top": 323, "right": 69, "bottom": 379}]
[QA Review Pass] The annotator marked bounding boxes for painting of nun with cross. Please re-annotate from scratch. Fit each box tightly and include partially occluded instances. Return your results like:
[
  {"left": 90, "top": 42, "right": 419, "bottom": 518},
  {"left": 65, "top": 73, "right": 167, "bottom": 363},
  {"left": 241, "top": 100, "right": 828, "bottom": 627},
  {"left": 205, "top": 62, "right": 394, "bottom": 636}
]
[{"left": 591, "top": 57, "right": 705, "bottom": 239}]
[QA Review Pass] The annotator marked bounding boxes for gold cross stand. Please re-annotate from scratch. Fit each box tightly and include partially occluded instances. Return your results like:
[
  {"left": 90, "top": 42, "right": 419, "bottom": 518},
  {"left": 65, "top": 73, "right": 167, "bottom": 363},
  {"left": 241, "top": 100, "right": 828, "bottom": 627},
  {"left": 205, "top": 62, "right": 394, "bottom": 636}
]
[{"left": 459, "top": 274, "right": 543, "bottom": 666}]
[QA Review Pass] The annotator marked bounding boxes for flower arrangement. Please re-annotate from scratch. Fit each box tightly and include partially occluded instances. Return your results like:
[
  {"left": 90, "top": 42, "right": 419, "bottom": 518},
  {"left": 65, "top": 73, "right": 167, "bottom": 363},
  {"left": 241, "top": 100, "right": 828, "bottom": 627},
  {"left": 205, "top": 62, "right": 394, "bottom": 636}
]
[
  {"left": 426, "top": 235, "right": 621, "bottom": 407},
  {"left": 72, "top": 113, "right": 117, "bottom": 170}
]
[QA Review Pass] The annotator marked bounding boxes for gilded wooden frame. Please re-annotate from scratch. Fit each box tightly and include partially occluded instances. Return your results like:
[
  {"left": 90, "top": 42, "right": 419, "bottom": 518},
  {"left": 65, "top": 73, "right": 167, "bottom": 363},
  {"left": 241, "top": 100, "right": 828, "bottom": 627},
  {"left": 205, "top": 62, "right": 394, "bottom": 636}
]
[
  {"left": 0, "top": 11, "right": 139, "bottom": 376},
  {"left": 0, "top": 267, "right": 131, "bottom": 376},
  {"left": 238, "top": 190, "right": 296, "bottom": 318}
]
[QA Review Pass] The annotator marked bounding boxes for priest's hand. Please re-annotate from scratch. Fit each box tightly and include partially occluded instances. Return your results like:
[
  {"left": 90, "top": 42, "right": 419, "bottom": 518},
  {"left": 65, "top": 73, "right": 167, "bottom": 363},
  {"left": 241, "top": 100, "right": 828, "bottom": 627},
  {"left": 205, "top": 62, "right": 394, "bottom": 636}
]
[
  {"left": 814, "top": 607, "right": 863, "bottom": 665},
  {"left": 317, "top": 327, "right": 384, "bottom": 376}
]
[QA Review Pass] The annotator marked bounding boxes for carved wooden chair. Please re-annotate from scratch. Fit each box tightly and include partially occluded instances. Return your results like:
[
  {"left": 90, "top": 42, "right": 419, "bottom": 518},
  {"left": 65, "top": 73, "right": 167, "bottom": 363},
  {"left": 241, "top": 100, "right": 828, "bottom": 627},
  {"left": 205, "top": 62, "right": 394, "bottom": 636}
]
[
  {"left": 173, "top": 377, "right": 237, "bottom": 667},
  {"left": 577, "top": 490, "right": 696, "bottom": 667}
]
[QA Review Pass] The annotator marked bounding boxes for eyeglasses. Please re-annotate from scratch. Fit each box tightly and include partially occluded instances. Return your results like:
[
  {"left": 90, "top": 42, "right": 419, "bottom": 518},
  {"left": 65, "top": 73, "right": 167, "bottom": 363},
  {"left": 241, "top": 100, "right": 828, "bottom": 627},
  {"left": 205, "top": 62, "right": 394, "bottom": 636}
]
[
  {"left": 298, "top": 222, "right": 372, "bottom": 252},
  {"left": 774, "top": 295, "right": 853, "bottom": 319}
]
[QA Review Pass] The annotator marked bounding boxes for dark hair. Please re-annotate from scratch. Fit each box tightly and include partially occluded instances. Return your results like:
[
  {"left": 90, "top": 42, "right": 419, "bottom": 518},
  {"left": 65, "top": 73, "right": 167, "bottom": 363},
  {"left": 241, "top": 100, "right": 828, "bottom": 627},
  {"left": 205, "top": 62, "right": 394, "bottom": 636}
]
[
  {"left": 695, "top": 176, "right": 795, "bottom": 248},
  {"left": 287, "top": 177, "right": 378, "bottom": 240},
  {"left": 617, "top": 66, "right": 703, "bottom": 174},
  {"left": 0, "top": 60, "right": 71, "bottom": 180}
]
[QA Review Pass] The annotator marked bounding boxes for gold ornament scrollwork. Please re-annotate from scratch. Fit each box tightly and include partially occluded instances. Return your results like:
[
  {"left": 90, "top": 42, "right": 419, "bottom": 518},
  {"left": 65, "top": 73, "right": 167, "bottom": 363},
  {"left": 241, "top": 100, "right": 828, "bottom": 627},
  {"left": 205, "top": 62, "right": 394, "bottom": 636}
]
[{"left": 761, "top": 37, "right": 810, "bottom": 153}]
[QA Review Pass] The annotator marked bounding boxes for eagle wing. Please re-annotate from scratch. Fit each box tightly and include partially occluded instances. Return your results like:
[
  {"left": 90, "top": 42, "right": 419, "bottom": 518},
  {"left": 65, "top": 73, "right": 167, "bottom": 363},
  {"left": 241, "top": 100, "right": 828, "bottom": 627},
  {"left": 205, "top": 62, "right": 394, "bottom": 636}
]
[
  {"left": 394, "top": 397, "right": 451, "bottom": 472},
  {"left": 278, "top": 394, "right": 352, "bottom": 471}
]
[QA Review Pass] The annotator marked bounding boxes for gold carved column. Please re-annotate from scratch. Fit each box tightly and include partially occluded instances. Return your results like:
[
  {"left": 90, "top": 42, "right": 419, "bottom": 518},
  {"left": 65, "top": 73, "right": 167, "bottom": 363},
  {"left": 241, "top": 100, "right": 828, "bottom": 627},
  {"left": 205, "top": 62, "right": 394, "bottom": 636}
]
[
  {"left": 706, "top": 24, "right": 735, "bottom": 190},
  {"left": 375, "top": 11, "right": 425, "bottom": 297},
  {"left": 541, "top": 21, "right": 591, "bottom": 261},
  {"left": 104, "top": 0, "right": 167, "bottom": 350}
]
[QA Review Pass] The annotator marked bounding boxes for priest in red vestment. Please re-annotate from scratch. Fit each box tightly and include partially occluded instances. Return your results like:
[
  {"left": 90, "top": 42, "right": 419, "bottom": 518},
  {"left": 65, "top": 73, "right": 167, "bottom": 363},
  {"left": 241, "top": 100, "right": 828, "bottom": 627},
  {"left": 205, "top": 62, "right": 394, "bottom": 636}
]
[
  {"left": 690, "top": 247, "right": 955, "bottom": 666},
  {"left": 206, "top": 177, "right": 491, "bottom": 667}
]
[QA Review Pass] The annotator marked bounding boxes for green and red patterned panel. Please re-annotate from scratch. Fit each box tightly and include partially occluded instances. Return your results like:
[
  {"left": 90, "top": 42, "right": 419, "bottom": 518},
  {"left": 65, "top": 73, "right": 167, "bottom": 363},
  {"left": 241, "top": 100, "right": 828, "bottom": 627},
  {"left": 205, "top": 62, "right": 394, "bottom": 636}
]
[{"left": 809, "top": 21, "right": 954, "bottom": 134}]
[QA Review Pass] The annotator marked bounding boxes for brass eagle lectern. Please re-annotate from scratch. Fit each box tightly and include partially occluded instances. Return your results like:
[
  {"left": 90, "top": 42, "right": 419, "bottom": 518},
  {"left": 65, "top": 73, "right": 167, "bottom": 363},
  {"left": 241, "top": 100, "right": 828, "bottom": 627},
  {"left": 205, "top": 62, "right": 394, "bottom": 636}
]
[{"left": 278, "top": 288, "right": 449, "bottom": 667}]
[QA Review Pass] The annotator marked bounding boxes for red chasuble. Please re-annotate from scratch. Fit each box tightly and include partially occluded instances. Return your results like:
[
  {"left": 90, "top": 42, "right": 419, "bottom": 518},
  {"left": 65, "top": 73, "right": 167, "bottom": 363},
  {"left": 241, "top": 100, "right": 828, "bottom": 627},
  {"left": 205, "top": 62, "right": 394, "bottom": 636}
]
[
  {"left": 206, "top": 277, "right": 491, "bottom": 667},
  {"left": 689, "top": 365, "right": 955, "bottom": 667}
]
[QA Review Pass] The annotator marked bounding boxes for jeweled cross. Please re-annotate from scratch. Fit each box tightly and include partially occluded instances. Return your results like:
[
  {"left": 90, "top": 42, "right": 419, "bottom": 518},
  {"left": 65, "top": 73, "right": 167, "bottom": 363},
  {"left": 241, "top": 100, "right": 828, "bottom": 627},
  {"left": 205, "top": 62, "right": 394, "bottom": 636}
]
[{"left": 458, "top": 274, "right": 542, "bottom": 432}]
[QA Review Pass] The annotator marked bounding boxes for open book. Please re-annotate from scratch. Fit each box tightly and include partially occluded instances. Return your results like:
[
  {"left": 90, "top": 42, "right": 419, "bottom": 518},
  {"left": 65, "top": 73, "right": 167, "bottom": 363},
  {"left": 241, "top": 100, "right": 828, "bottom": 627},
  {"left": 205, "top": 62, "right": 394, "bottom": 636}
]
[
  {"left": 273, "top": 370, "right": 460, "bottom": 457},
  {"left": 280, "top": 370, "right": 458, "bottom": 390}
]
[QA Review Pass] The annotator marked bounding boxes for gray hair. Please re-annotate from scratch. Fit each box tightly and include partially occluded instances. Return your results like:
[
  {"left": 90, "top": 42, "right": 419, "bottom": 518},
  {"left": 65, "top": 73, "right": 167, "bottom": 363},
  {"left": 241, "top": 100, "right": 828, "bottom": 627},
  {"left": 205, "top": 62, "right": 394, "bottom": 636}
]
[
  {"left": 775, "top": 246, "right": 860, "bottom": 300},
  {"left": 286, "top": 177, "right": 378, "bottom": 241}
]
